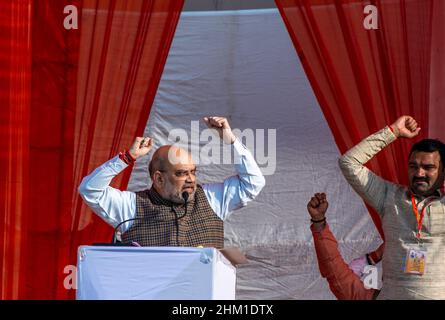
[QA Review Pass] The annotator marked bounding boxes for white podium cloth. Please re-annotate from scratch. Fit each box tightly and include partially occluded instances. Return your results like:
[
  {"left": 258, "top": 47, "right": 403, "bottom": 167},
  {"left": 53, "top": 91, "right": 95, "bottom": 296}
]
[{"left": 76, "top": 246, "right": 236, "bottom": 300}]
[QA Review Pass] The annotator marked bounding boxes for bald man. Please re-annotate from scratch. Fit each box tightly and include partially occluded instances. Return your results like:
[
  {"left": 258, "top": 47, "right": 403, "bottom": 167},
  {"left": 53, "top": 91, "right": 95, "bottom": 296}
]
[{"left": 78, "top": 117, "right": 265, "bottom": 248}]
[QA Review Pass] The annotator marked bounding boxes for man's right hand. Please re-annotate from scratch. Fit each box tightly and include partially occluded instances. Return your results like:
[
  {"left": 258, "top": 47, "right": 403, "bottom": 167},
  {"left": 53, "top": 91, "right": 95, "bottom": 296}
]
[
  {"left": 203, "top": 116, "right": 236, "bottom": 144},
  {"left": 128, "top": 137, "right": 153, "bottom": 159},
  {"left": 390, "top": 115, "right": 421, "bottom": 139}
]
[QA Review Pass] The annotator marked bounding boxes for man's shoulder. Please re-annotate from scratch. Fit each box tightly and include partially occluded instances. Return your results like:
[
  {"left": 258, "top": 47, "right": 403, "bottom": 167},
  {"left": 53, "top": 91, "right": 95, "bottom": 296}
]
[
  {"left": 195, "top": 184, "right": 207, "bottom": 197},
  {"left": 387, "top": 183, "right": 409, "bottom": 202},
  {"left": 134, "top": 189, "right": 150, "bottom": 198}
]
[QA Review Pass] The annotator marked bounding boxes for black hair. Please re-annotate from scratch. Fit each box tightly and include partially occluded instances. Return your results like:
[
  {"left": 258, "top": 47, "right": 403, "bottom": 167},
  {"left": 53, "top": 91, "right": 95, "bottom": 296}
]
[{"left": 409, "top": 139, "right": 445, "bottom": 169}]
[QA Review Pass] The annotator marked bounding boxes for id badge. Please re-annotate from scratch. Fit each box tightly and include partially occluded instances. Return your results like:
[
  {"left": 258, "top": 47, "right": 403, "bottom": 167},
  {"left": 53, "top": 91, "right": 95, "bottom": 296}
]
[{"left": 404, "top": 247, "right": 427, "bottom": 275}]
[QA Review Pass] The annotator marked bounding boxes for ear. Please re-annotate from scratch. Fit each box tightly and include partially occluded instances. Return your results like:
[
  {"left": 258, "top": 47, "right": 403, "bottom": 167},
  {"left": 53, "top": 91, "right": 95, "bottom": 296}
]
[{"left": 153, "top": 171, "right": 164, "bottom": 186}]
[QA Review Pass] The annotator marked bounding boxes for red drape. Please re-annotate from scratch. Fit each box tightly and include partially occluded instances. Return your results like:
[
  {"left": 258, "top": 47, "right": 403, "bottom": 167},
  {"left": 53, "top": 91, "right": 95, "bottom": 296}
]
[
  {"left": 276, "top": 0, "right": 439, "bottom": 237},
  {"left": 0, "top": 0, "right": 184, "bottom": 299},
  {"left": 67, "top": 0, "right": 184, "bottom": 299},
  {"left": 429, "top": 0, "right": 445, "bottom": 143},
  {"left": 0, "top": 0, "right": 32, "bottom": 300},
  {"left": 27, "top": 0, "right": 81, "bottom": 300}
]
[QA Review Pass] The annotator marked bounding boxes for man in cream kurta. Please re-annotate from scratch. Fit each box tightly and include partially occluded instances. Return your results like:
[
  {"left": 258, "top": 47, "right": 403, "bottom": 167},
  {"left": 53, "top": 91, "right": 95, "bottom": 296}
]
[{"left": 339, "top": 115, "right": 445, "bottom": 299}]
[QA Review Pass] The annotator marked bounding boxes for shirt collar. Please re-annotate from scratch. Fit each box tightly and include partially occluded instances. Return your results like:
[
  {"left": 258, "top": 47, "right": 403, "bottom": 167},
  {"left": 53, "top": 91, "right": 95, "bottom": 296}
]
[{"left": 408, "top": 188, "right": 443, "bottom": 201}]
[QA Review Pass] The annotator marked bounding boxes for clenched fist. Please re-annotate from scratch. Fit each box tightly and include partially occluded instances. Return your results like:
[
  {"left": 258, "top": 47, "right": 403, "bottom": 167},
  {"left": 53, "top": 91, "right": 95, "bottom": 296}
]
[
  {"left": 203, "top": 116, "right": 236, "bottom": 144},
  {"left": 307, "top": 192, "right": 328, "bottom": 223},
  {"left": 128, "top": 137, "right": 153, "bottom": 159},
  {"left": 390, "top": 115, "right": 421, "bottom": 139}
]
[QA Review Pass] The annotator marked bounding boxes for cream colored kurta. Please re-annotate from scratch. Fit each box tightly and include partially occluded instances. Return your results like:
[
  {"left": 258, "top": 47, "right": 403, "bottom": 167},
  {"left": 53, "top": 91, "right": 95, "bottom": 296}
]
[{"left": 339, "top": 126, "right": 445, "bottom": 299}]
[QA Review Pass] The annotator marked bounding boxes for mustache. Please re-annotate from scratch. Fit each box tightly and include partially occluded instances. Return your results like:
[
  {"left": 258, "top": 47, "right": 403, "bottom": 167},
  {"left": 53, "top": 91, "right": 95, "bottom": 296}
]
[{"left": 412, "top": 177, "right": 429, "bottom": 183}]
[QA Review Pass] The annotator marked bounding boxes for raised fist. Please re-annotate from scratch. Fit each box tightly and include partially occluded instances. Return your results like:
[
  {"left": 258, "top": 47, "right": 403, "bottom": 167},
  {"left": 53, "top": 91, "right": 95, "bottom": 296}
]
[
  {"left": 128, "top": 137, "right": 153, "bottom": 159},
  {"left": 203, "top": 116, "right": 236, "bottom": 144},
  {"left": 307, "top": 193, "right": 328, "bottom": 221},
  {"left": 390, "top": 115, "right": 421, "bottom": 139}
]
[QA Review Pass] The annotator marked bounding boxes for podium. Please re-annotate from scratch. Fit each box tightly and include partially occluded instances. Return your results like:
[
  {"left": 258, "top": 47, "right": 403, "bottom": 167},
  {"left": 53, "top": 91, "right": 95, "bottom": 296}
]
[{"left": 76, "top": 246, "right": 242, "bottom": 300}]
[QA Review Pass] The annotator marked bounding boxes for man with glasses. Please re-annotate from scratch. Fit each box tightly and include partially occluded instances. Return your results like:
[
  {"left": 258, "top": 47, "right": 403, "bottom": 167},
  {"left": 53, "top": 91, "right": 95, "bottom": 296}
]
[{"left": 79, "top": 117, "right": 265, "bottom": 248}]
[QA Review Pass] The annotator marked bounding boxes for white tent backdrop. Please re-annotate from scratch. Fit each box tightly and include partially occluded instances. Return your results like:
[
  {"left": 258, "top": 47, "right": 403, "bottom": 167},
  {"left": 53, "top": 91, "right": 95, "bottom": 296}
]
[{"left": 128, "top": 9, "right": 382, "bottom": 299}]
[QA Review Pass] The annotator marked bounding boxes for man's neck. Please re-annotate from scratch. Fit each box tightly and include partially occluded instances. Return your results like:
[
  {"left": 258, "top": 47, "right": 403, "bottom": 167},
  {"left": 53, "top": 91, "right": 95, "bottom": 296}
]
[
  {"left": 150, "top": 186, "right": 185, "bottom": 206},
  {"left": 410, "top": 188, "right": 442, "bottom": 200}
]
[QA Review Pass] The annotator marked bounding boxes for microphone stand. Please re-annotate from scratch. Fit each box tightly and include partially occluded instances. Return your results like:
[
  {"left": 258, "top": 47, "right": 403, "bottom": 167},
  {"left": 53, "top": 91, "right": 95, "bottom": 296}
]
[
  {"left": 112, "top": 218, "right": 147, "bottom": 244},
  {"left": 174, "top": 191, "right": 189, "bottom": 246}
]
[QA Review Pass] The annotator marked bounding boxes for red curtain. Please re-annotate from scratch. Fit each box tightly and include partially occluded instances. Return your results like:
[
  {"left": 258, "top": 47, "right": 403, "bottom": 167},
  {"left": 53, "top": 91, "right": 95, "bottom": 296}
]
[
  {"left": 429, "top": 0, "right": 445, "bottom": 143},
  {"left": 0, "top": 0, "right": 32, "bottom": 300},
  {"left": 276, "top": 0, "right": 439, "bottom": 237},
  {"left": 0, "top": 0, "right": 184, "bottom": 299}
]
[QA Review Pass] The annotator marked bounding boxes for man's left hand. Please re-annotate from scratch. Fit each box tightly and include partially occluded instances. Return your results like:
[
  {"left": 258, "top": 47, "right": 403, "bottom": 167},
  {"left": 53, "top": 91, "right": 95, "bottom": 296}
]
[{"left": 203, "top": 116, "right": 236, "bottom": 144}]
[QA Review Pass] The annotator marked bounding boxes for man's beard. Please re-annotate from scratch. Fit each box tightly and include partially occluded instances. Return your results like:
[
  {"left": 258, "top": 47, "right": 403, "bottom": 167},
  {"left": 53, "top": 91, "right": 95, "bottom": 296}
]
[
  {"left": 410, "top": 177, "right": 439, "bottom": 196},
  {"left": 167, "top": 187, "right": 196, "bottom": 204}
]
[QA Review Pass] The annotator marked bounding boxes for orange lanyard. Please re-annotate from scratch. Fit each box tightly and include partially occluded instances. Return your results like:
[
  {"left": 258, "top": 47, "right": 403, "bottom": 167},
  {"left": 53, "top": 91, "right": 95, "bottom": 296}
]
[
  {"left": 410, "top": 193, "right": 438, "bottom": 239},
  {"left": 410, "top": 194, "right": 424, "bottom": 239}
]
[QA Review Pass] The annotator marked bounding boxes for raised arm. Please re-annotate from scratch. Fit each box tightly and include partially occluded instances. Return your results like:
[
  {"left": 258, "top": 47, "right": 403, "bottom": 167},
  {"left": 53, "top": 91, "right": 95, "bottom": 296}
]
[
  {"left": 307, "top": 193, "right": 376, "bottom": 300},
  {"left": 201, "top": 117, "right": 266, "bottom": 220},
  {"left": 338, "top": 116, "right": 420, "bottom": 215},
  {"left": 78, "top": 137, "right": 153, "bottom": 231}
]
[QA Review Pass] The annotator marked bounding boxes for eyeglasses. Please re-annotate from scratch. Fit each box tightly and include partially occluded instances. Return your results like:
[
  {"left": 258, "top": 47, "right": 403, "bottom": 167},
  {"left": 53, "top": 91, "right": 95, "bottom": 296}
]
[
  {"left": 174, "top": 169, "right": 197, "bottom": 179},
  {"left": 158, "top": 169, "right": 198, "bottom": 179}
]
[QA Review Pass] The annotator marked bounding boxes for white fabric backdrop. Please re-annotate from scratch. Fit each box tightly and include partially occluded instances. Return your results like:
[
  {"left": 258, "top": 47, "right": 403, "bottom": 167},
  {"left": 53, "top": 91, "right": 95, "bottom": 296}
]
[{"left": 128, "top": 8, "right": 382, "bottom": 299}]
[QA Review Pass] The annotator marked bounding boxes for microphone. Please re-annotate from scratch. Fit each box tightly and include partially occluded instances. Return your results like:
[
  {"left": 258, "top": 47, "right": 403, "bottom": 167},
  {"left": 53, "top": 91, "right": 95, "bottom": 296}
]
[
  {"left": 181, "top": 191, "right": 189, "bottom": 221},
  {"left": 173, "top": 191, "right": 189, "bottom": 246},
  {"left": 182, "top": 191, "right": 189, "bottom": 204}
]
